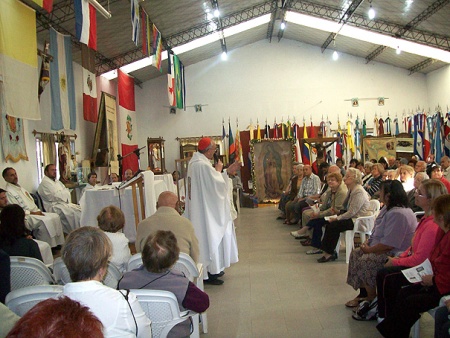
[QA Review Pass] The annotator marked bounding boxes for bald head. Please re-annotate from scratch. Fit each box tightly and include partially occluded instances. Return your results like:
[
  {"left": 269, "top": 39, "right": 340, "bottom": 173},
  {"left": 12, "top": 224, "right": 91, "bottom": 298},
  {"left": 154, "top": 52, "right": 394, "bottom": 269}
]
[
  {"left": 156, "top": 191, "right": 178, "bottom": 209},
  {"left": 415, "top": 161, "right": 426, "bottom": 173},
  {"left": 328, "top": 165, "right": 340, "bottom": 174}
]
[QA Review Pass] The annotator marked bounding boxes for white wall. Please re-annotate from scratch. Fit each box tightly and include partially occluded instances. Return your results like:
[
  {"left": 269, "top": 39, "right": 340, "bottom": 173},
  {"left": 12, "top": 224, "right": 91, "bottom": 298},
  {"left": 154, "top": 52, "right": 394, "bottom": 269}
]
[
  {"left": 136, "top": 39, "right": 431, "bottom": 172},
  {"left": 426, "top": 64, "right": 450, "bottom": 110}
]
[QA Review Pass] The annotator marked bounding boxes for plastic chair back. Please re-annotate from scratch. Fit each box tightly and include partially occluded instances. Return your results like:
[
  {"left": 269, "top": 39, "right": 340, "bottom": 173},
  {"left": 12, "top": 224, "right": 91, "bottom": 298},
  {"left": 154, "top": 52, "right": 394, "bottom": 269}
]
[
  {"left": 6, "top": 285, "right": 63, "bottom": 316},
  {"left": 127, "top": 253, "right": 143, "bottom": 271},
  {"left": 10, "top": 256, "right": 55, "bottom": 291},
  {"left": 130, "top": 289, "right": 194, "bottom": 338}
]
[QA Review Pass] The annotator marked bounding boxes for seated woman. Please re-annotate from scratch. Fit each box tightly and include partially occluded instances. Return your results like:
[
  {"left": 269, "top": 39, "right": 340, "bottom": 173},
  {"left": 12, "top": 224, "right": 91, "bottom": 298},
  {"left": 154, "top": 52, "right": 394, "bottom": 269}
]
[
  {"left": 376, "top": 179, "right": 446, "bottom": 320},
  {"left": 407, "top": 172, "right": 428, "bottom": 213},
  {"left": 289, "top": 173, "right": 347, "bottom": 253},
  {"left": 399, "top": 165, "right": 415, "bottom": 193},
  {"left": 364, "top": 163, "right": 384, "bottom": 198},
  {"left": 377, "top": 193, "right": 450, "bottom": 338},
  {"left": 317, "top": 168, "right": 373, "bottom": 263},
  {"left": 6, "top": 296, "right": 103, "bottom": 338},
  {"left": 119, "top": 230, "right": 209, "bottom": 338},
  {"left": 97, "top": 205, "right": 131, "bottom": 273},
  {"left": 435, "top": 296, "right": 450, "bottom": 338},
  {"left": 345, "top": 181, "right": 417, "bottom": 310},
  {"left": 278, "top": 164, "right": 303, "bottom": 219},
  {"left": 362, "top": 162, "right": 373, "bottom": 187},
  {"left": 62, "top": 226, "right": 151, "bottom": 337},
  {"left": 0, "top": 204, "right": 42, "bottom": 262}
]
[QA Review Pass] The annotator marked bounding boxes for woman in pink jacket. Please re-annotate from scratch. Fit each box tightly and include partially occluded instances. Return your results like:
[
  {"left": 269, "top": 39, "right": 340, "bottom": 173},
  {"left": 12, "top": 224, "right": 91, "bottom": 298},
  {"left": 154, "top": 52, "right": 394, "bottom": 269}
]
[{"left": 376, "top": 179, "right": 447, "bottom": 320}]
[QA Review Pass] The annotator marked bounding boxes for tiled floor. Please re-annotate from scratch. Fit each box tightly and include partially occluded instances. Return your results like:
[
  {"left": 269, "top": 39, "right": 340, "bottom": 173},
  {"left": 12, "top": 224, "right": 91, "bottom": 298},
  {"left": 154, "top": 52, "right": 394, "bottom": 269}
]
[{"left": 202, "top": 205, "right": 434, "bottom": 338}]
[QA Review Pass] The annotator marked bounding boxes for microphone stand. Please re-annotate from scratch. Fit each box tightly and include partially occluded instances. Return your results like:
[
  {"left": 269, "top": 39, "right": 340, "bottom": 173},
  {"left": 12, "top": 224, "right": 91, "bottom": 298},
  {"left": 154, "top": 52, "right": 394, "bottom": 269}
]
[{"left": 117, "top": 146, "right": 145, "bottom": 178}]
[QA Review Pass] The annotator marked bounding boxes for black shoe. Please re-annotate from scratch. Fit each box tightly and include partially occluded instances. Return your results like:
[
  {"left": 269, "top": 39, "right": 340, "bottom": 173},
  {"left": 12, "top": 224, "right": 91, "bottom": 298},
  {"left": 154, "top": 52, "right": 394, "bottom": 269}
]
[
  {"left": 276, "top": 216, "right": 285, "bottom": 220},
  {"left": 209, "top": 271, "right": 225, "bottom": 278},
  {"left": 317, "top": 255, "right": 336, "bottom": 263},
  {"left": 204, "top": 278, "right": 224, "bottom": 285}
]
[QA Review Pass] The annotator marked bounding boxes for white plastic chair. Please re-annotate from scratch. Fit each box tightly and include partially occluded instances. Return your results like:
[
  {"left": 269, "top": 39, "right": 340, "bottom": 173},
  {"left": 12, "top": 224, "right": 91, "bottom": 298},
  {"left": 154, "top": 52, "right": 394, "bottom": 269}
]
[
  {"left": 337, "top": 200, "right": 381, "bottom": 263},
  {"left": 127, "top": 252, "right": 143, "bottom": 271},
  {"left": 172, "top": 253, "right": 207, "bottom": 336},
  {"left": 131, "top": 289, "right": 196, "bottom": 338},
  {"left": 10, "top": 256, "right": 55, "bottom": 291},
  {"left": 411, "top": 306, "right": 439, "bottom": 338},
  {"left": 6, "top": 284, "right": 63, "bottom": 316},
  {"left": 52, "top": 257, "right": 122, "bottom": 288}
]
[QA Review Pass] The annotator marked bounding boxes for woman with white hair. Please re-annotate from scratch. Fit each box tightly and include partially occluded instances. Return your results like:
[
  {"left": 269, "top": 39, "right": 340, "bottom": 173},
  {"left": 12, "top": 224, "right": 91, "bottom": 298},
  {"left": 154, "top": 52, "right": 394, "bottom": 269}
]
[{"left": 317, "top": 168, "right": 373, "bottom": 263}]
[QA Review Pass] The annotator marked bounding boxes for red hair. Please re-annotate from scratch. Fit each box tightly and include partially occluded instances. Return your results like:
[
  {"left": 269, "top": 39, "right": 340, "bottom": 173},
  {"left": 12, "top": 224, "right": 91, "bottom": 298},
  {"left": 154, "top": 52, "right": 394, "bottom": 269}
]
[{"left": 7, "top": 297, "right": 103, "bottom": 338}]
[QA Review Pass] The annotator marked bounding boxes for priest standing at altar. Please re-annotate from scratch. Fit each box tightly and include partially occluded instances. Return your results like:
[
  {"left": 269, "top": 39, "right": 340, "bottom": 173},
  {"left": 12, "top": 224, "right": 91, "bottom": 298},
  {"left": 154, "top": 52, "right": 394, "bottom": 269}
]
[{"left": 184, "top": 137, "right": 240, "bottom": 285}]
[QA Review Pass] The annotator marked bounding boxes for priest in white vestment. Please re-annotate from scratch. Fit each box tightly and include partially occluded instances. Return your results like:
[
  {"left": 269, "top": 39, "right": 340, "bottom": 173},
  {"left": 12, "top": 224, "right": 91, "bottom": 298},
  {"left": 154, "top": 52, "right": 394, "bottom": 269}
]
[
  {"left": 184, "top": 137, "right": 240, "bottom": 284},
  {"left": 37, "top": 164, "right": 81, "bottom": 233},
  {"left": 2, "top": 168, "right": 64, "bottom": 248}
]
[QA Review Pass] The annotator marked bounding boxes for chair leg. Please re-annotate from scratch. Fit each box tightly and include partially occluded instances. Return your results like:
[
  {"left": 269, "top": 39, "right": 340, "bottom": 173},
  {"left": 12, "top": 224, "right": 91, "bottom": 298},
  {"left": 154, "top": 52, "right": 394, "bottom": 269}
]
[
  {"left": 345, "top": 231, "right": 354, "bottom": 264},
  {"left": 190, "top": 313, "right": 200, "bottom": 338},
  {"left": 200, "top": 312, "right": 208, "bottom": 333},
  {"left": 411, "top": 318, "right": 420, "bottom": 338}
]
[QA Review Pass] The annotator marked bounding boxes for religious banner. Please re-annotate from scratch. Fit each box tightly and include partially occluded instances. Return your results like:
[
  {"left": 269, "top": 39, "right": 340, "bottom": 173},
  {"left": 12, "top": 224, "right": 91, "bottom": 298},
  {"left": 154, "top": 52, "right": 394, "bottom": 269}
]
[
  {"left": 362, "top": 136, "right": 396, "bottom": 162},
  {"left": 251, "top": 139, "right": 294, "bottom": 203},
  {"left": 118, "top": 70, "right": 139, "bottom": 177},
  {"left": 1, "top": 89, "right": 28, "bottom": 162}
]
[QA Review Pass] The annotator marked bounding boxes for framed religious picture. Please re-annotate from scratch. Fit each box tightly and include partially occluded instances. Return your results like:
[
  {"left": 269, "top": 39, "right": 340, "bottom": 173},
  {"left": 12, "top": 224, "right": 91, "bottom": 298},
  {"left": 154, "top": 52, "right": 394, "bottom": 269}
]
[
  {"left": 362, "top": 136, "right": 396, "bottom": 162},
  {"left": 396, "top": 136, "right": 414, "bottom": 153},
  {"left": 250, "top": 139, "right": 295, "bottom": 203},
  {"left": 147, "top": 137, "right": 166, "bottom": 174}
]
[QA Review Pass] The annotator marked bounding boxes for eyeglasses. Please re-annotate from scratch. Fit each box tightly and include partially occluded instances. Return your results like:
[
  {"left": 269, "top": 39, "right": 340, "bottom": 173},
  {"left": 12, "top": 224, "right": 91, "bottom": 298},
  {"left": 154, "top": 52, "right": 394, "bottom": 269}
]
[{"left": 414, "top": 189, "right": 426, "bottom": 198}]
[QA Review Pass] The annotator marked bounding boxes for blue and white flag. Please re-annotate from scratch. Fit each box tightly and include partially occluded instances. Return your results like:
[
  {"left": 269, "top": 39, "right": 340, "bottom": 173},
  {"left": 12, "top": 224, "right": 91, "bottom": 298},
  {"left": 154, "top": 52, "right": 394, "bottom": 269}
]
[
  {"left": 434, "top": 112, "right": 444, "bottom": 163},
  {"left": 50, "top": 28, "right": 76, "bottom": 130},
  {"left": 413, "top": 113, "right": 424, "bottom": 160},
  {"left": 131, "top": 0, "right": 140, "bottom": 45}
]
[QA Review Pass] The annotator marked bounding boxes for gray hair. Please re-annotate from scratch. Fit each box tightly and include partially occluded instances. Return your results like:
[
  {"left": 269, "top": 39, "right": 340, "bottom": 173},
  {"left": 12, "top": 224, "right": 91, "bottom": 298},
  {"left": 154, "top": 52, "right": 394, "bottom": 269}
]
[{"left": 347, "top": 167, "right": 363, "bottom": 185}]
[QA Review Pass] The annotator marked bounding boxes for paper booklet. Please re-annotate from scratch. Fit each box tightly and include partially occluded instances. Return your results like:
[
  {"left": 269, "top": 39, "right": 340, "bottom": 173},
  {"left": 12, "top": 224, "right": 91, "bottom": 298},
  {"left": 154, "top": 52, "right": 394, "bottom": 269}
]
[{"left": 401, "top": 258, "right": 433, "bottom": 283}]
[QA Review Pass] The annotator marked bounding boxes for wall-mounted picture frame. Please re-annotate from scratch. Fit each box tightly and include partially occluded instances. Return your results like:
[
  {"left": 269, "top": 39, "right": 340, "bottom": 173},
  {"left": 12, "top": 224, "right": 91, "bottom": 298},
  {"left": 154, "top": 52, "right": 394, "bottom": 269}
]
[
  {"left": 362, "top": 136, "right": 396, "bottom": 162},
  {"left": 396, "top": 137, "right": 414, "bottom": 153}
]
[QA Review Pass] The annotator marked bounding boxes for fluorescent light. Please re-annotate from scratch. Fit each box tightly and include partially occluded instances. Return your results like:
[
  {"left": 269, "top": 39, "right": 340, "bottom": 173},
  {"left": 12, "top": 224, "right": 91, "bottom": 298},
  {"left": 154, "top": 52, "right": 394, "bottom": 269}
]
[
  {"left": 285, "top": 11, "right": 450, "bottom": 63},
  {"left": 101, "top": 69, "right": 117, "bottom": 80},
  {"left": 396, "top": 46, "right": 401, "bottom": 55},
  {"left": 88, "top": 0, "right": 111, "bottom": 19},
  {"left": 332, "top": 50, "right": 339, "bottom": 60},
  {"left": 368, "top": 6, "right": 375, "bottom": 20},
  {"left": 121, "top": 56, "right": 153, "bottom": 73},
  {"left": 280, "top": 22, "right": 286, "bottom": 30},
  {"left": 214, "top": 9, "right": 220, "bottom": 17},
  {"left": 221, "top": 51, "right": 228, "bottom": 60}
]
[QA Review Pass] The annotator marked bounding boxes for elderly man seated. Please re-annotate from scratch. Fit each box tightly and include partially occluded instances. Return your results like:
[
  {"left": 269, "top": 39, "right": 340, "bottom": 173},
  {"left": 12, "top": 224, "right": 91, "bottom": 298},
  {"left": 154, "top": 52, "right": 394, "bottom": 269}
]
[
  {"left": 37, "top": 164, "right": 81, "bottom": 233},
  {"left": 3, "top": 167, "right": 64, "bottom": 248}
]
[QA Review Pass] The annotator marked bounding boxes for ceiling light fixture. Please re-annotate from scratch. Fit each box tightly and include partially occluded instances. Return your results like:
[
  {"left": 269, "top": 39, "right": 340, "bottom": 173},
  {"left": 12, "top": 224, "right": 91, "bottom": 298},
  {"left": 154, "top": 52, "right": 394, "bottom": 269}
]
[
  {"left": 88, "top": 0, "right": 112, "bottom": 19},
  {"left": 221, "top": 51, "right": 228, "bottom": 61},
  {"left": 280, "top": 21, "right": 286, "bottom": 30},
  {"left": 100, "top": 14, "right": 271, "bottom": 79},
  {"left": 214, "top": 9, "right": 220, "bottom": 17},
  {"left": 396, "top": 46, "right": 401, "bottom": 55},
  {"left": 368, "top": 0, "right": 375, "bottom": 20},
  {"left": 332, "top": 39, "right": 339, "bottom": 60},
  {"left": 285, "top": 11, "right": 450, "bottom": 63}
]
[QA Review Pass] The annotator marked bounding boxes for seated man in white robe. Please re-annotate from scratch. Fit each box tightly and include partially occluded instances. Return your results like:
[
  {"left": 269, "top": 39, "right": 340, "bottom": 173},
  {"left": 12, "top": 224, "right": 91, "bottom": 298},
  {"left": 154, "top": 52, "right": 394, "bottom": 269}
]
[
  {"left": 184, "top": 137, "right": 240, "bottom": 285},
  {"left": 2, "top": 168, "right": 64, "bottom": 248},
  {"left": 37, "top": 164, "right": 81, "bottom": 234}
]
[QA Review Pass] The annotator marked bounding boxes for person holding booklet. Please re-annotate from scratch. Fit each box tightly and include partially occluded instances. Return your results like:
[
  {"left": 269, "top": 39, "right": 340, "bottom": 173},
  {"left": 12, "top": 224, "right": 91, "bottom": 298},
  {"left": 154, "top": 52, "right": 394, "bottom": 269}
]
[
  {"left": 376, "top": 179, "right": 447, "bottom": 321},
  {"left": 377, "top": 193, "right": 450, "bottom": 338}
]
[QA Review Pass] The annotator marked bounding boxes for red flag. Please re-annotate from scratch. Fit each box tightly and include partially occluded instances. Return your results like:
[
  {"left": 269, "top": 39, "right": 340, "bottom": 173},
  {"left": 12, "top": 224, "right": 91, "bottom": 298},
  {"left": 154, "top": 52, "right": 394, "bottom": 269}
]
[
  {"left": 81, "top": 44, "right": 97, "bottom": 122},
  {"left": 118, "top": 70, "right": 139, "bottom": 175},
  {"left": 32, "top": 0, "right": 53, "bottom": 12}
]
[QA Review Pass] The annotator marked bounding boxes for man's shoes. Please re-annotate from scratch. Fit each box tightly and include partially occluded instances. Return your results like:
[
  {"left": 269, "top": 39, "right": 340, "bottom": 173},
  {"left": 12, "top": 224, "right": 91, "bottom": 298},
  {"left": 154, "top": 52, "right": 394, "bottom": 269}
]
[
  {"left": 209, "top": 271, "right": 225, "bottom": 278},
  {"left": 317, "top": 255, "right": 336, "bottom": 263},
  {"left": 306, "top": 248, "right": 323, "bottom": 255},
  {"left": 204, "top": 278, "right": 224, "bottom": 285}
]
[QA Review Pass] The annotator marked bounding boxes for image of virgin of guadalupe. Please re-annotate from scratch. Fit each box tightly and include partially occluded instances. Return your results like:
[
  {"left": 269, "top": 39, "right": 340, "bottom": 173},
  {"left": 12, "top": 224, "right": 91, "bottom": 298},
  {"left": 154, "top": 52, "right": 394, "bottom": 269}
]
[{"left": 263, "top": 143, "right": 284, "bottom": 199}]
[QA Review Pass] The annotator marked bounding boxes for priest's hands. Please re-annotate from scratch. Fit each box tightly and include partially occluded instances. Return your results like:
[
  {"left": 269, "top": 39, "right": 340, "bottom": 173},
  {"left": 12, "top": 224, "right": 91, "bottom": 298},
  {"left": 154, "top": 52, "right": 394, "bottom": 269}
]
[
  {"left": 227, "top": 160, "right": 241, "bottom": 175},
  {"left": 215, "top": 159, "right": 224, "bottom": 172}
]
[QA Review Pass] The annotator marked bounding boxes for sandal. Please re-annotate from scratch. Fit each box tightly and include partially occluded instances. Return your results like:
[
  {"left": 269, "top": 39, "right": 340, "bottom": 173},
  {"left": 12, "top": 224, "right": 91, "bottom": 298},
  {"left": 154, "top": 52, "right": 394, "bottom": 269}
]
[
  {"left": 306, "top": 248, "right": 323, "bottom": 255},
  {"left": 301, "top": 239, "right": 312, "bottom": 246},
  {"left": 345, "top": 297, "right": 366, "bottom": 308}
]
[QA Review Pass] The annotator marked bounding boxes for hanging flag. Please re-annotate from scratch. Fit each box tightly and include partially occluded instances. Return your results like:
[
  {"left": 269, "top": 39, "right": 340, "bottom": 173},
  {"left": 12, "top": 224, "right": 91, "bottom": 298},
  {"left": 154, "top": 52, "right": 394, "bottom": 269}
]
[
  {"left": 81, "top": 44, "right": 98, "bottom": 122},
  {"left": 445, "top": 111, "right": 450, "bottom": 157},
  {"left": 74, "top": 0, "right": 97, "bottom": 50},
  {"left": 413, "top": 113, "right": 424, "bottom": 160},
  {"left": 301, "top": 122, "right": 310, "bottom": 165},
  {"left": 118, "top": 70, "right": 139, "bottom": 176},
  {"left": 385, "top": 116, "right": 391, "bottom": 135},
  {"left": 131, "top": 0, "right": 140, "bottom": 45},
  {"left": 336, "top": 120, "right": 343, "bottom": 159},
  {"left": 293, "top": 123, "right": 301, "bottom": 162},
  {"left": 346, "top": 119, "right": 355, "bottom": 157},
  {"left": 141, "top": 10, "right": 151, "bottom": 56},
  {"left": 167, "top": 53, "right": 176, "bottom": 107},
  {"left": 256, "top": 123, "right": 261, "bottom": 140},
  {"left": 264, "top": 123, "right": 270, "bottom": 139},
  {"left": 393, "top": 117, "right": 399, "bottom": 136},
  {"left": 173, "top": 54, "right": 184, "bottom": 109},
  {"left": 235, "top": 127, "right": 244, "bottom": 165},
  {"left": 247, "top": 121, "right": 254, "bottom": 141},
  {"left": 38, "top": 43, "right": 50, "bottom": 101},
  {"left": 222, "top": 122, "right": 228, "bottom": 163},
  {"left": 273, "top": 121, "right": 278, "bottom": 139},
  {"left": 32, "top": 0, "right": 53, "bottom": 12},
  {"left": 373, "top": 117, "right": 379, "bottom": 137},
  {"left": 0, "top": 0, "right": 40, "bottom": 120},
  {"left": 320, "top": 120, "right": 326, "bottom": 137},
  {"left": 229, "top": 122, "right": 236, "bottom": 163},
  {"left": 362, "top": 118, "right": 367, "bottom": 137},
  {"left": 286, "top": 119, "right": 292, "bottom": 138},
  {"left": 354, "top": 118, "right": 361, "bottom": 160},
  {"left": 152, "top": 24, "right": 162, "bottom": 72},
  {"left": 50, "top": 28, "right": 76, "bottom": 130},
  {"left": 435, "top": 112, "right": 444, "bottom": 163},
  {"left": 423, "top": 114, "right": 431, "bottom": 161}
]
